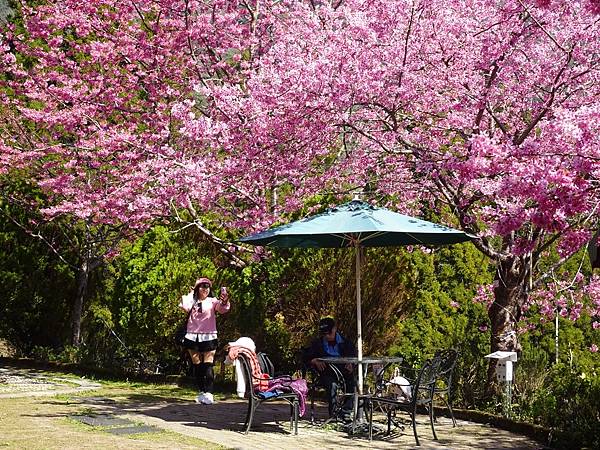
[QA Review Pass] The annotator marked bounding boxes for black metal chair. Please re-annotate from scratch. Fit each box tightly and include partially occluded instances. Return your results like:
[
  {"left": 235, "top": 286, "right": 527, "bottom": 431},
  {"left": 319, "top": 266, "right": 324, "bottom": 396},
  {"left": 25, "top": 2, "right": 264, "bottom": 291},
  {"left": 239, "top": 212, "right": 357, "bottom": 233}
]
[
  {"left": 238, "top": 353, "right": 299, "bottom": 434},
  {"left": 369, "top": 358, "right": 439, "bottom": 446},
  {"left": 299, "top": 348, "right": 347, "bottom": 424},
  {"left": 432, "top": 349, "right": 459, "bottom": 427}
]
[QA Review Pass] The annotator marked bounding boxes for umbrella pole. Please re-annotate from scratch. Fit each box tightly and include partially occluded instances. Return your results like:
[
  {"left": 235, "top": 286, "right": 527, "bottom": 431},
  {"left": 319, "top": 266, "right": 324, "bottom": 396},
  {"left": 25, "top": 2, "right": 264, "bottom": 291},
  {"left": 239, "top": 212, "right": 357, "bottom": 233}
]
[{"left": 356, "top": 245, "right": 363, "bottom": 395}]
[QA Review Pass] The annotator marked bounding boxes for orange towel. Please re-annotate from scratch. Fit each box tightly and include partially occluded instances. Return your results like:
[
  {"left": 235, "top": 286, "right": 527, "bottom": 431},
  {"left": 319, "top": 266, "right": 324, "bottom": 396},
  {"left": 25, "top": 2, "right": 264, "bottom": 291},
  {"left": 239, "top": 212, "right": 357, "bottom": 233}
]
[{"left": 228, "top": 346, "right": 265, "bottom": 390}]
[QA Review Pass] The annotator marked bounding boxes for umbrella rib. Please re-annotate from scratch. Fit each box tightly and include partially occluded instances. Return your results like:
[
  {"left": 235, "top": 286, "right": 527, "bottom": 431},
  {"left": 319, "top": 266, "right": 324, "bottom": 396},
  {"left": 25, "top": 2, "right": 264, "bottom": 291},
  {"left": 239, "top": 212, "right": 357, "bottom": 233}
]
[
  {"left": 329, "top": 233, "right": 358, "bottom": 246},
  {"left": 330, "top": 231, "right": 389, "bottom": 246},
  {"left": 405, "top": 232, "right": 429, "bottom": 246},
  {"left": 405, "top": 232, "right": 461, "bottom": 246},
  {"left": 360, "top": 231, "right": 387, "bottom": 244}
]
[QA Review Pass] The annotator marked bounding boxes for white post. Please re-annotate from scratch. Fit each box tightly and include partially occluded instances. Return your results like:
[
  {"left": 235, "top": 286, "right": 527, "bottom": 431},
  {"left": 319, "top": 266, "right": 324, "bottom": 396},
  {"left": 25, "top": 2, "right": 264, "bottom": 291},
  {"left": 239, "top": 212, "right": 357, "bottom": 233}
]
[
  {"left": 356, "top": 245, "right": 363, "bottom": 395},
  {"left": 555, "top": 311, "right": 559, "bottom": 364},
  {"left": 485, "top": 351, "right": 518, "bottom": 418}
]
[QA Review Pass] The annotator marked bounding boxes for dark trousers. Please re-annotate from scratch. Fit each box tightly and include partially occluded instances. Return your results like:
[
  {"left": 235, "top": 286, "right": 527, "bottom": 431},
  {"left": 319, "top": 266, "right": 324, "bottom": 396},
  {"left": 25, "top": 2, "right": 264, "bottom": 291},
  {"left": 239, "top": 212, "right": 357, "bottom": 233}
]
[{"left": 320, "top": 366, "right": 355, "bottom": 417}]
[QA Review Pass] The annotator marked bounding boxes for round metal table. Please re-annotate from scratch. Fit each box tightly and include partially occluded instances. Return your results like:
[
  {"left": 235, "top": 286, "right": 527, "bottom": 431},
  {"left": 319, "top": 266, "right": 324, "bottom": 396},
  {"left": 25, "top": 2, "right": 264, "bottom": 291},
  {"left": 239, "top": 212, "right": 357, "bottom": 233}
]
[{"left": 316, "top": 356, "right": 403, "bottom": 436}]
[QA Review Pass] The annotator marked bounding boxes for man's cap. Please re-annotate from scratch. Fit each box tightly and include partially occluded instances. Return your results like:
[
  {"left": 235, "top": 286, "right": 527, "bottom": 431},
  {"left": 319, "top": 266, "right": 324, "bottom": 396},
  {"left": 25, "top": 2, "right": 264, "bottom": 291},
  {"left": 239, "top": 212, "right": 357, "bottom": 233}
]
[
  {"left": 194, "top": 277, "right": 212, "bottom": 288},
  {"left": 319, "top": 317, "right": 335, "bottom": 334}
]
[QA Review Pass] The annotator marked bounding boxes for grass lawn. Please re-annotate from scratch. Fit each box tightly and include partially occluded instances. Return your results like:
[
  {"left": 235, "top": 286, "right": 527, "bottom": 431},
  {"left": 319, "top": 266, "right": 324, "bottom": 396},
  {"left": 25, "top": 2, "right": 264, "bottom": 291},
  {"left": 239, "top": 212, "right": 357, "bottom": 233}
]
[{"left": 0, "top": 368, "right": 226, "bottom": 449}]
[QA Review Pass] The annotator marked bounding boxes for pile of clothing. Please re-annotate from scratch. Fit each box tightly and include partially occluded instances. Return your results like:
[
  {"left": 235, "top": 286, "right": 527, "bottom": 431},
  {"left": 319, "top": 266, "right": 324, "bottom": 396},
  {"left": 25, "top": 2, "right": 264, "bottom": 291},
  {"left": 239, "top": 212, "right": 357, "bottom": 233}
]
[{"left": 225, "top": 337, "right": 308, "bottom": 416}]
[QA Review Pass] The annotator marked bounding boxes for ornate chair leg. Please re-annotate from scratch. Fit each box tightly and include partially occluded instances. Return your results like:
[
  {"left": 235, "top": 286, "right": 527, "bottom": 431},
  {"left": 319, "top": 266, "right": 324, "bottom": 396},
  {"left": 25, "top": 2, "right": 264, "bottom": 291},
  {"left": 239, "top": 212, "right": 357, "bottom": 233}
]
[
  {"left": 294, "top": 399, "right": 299, "bottom": 435},
  {"left": 411, "top": 411, "right": 419, "bottom": 446},
  {"left": 245, "top": 400, "right": 257, "bottom": 434},
  {"left": 367, "top": 398, "right": 373, "bottom": 441},
  {"left": 446, "top": 397, "right": 457, "bottom": 427},
  {"left": 429, "top": 405, "right": 438, "bottom": 440},
  {"left": 310, "top": 387, "right": 315, "bottom": 424},
  {"left": 243, "top": 397, "right": 253, "bottom": 434}
]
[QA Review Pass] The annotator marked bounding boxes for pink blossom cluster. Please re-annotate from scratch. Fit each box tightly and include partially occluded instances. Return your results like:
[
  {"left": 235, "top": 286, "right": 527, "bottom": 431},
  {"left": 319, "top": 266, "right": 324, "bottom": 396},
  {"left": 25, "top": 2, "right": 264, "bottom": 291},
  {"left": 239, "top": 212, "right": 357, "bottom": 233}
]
[
  {"left": 473, "top": 284, "right": 495, "bottom": 309},
  {"left": 1, "top": 1, "right": 599, "bottom": 334},
  {"left": 1, "top": 0, "right": 598, "bottom": 235},
  {"left": 521, "top": 274, "right": 600, "bottom": 331}
]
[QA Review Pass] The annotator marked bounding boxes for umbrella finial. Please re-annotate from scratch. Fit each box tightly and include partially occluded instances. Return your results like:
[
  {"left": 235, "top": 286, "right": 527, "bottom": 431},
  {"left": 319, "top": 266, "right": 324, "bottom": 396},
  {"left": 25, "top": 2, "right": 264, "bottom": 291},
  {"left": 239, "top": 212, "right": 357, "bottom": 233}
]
[{"left": 346, "top": 194, "right": 372, "bottom": 212}]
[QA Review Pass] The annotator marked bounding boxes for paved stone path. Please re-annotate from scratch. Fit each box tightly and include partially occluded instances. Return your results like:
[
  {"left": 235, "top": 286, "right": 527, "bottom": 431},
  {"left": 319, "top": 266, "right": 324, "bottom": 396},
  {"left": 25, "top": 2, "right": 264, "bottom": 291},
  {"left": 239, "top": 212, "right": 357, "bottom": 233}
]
[
  {"left": 90, "top": 397, "right": 544, "bottom": 450},
  {"left": 0, "top": 365, "right": 101, "bottom": 398},
  {"left": 0, "top": 363, "right": 545, "bottom": 449}
]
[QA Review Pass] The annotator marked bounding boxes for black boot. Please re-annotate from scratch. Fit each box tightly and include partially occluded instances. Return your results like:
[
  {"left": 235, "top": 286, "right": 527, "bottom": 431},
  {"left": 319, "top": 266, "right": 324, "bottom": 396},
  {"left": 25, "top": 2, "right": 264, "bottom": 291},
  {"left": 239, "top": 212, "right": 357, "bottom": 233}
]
[
  {"left": 194, "top": 363, "right": 205, "bottom": 403},
  {"left": 198, "top": 362, "right": 215, "bottom": 404}
]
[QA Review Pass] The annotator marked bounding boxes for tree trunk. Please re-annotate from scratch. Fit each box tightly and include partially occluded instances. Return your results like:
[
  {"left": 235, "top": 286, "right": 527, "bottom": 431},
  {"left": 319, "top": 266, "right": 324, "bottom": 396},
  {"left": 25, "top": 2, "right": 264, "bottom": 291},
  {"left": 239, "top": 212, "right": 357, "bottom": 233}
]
[
  {"left": 485, "top": 256, "right": 526, "bottom": 396},
  {"left": 70, "top": 260, "right": 89, "bottom": 346}
]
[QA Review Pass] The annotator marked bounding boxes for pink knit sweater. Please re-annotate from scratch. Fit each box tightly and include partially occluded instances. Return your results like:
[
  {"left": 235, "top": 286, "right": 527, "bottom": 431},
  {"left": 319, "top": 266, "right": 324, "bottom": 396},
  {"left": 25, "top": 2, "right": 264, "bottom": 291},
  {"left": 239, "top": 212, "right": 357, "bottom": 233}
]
[{"left": 179, "top": 293, "right": 230, "bottom": 334}]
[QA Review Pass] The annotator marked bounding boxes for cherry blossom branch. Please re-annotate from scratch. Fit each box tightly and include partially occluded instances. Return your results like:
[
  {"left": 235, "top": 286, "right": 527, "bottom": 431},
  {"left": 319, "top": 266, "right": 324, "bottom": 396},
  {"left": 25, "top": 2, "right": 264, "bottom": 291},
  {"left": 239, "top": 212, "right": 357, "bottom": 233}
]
[
  {"left": 397, "top": 2, "right": 416, "bottom": 88},
  {"left": 172, "top": 202, "right": 247, "bottom": 268},
  {"left": 514, "top": 52, "right": 571, "bottom": 145},
  {"left": 533, "top": 202, "right": 600, "bottom": 288},
  {"left": 516, "top": 0, "right": 569, "bottom": 54},
  {"left": 0, "top": 207, "right": 76, "bottom": 270}
]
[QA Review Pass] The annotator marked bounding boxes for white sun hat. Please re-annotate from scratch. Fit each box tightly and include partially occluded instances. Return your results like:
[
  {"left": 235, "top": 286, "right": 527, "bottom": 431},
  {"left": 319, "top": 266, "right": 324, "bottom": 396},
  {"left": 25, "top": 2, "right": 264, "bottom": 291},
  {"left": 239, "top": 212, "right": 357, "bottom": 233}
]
[{"left": 228, "top": 337, "right": 256, "bottom": 352}]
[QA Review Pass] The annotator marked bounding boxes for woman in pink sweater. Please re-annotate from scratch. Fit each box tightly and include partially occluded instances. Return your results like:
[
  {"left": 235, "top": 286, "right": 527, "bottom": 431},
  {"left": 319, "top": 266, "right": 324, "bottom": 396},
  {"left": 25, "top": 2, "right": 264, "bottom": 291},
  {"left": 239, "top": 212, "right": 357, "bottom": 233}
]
[{"left": 179, "top": 276, "right": 230, "bottom": 405}]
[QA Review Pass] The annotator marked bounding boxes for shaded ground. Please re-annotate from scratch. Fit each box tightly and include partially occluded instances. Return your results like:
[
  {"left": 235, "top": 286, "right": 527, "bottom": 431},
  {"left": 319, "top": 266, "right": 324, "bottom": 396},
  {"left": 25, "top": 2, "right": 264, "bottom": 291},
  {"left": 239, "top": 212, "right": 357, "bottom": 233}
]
[{"left": 0, "top": 360, "right": 546, "bottom": 450}]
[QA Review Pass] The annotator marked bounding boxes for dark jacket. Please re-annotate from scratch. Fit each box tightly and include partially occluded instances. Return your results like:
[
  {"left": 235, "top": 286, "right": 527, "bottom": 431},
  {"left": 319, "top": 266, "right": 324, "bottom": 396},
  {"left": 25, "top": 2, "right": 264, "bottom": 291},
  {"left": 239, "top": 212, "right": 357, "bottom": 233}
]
[{"left": 302, "top": 332, "right": 357, "bottom": 366}]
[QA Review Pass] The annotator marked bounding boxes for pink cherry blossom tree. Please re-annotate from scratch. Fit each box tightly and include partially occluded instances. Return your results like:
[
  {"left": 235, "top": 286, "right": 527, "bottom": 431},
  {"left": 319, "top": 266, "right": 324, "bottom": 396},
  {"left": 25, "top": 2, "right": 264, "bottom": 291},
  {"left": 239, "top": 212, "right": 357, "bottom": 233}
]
[
  {"left": 2, "top": 0, "right": 599, "bottom": 385},
  {"left": 252, "top": 0, "right": 600, "bottom": 388},
  {"left": 1, "top": 0, "right": 255, "bottom": 343}
]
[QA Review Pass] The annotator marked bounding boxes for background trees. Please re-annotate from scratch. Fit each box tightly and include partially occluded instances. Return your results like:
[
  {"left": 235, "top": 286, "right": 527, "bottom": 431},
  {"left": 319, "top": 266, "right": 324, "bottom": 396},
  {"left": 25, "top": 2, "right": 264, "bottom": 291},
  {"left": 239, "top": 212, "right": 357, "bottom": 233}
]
[
  {"left": 2, "top": 0, "right": 598, "bottom": 362},
  {"left": 0, "top": 1, "right": 599, "bottom": 443},
  {"left": 0, "top": 179, "right": 74, "bottom": 352}
]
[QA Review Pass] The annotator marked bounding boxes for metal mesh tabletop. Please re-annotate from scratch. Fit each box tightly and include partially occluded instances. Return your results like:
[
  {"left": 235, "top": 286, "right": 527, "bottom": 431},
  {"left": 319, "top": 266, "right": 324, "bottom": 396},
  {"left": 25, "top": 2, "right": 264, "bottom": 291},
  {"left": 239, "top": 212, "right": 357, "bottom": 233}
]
[{"left": 316, "top": 356, "right": 403, "bottom": 365}]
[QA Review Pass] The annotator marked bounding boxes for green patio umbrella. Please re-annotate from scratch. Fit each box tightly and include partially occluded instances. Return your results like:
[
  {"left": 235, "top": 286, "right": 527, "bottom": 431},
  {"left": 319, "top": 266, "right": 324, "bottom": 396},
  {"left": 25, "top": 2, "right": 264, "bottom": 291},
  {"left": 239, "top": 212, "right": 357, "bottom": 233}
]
[{"left": 239, "top": 199, "right": 475, "bottom": 393}]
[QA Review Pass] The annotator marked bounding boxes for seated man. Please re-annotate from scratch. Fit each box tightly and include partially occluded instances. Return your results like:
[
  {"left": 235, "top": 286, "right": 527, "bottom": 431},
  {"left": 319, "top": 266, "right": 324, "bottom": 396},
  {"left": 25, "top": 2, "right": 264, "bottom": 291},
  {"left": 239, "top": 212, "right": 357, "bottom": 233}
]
[{"left": 303, "top": 317, "right": 357, "bottom": 421}]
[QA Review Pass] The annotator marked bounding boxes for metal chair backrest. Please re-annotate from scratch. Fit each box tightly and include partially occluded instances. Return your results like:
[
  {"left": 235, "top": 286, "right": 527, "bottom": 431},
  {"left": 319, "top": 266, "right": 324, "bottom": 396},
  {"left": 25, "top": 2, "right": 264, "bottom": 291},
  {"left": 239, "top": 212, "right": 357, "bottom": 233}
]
[
  {"left": 257, "top": 352, "right": 275, "bottom": 377},
  {"left": 412, "top": 358, "right": 438, "bottom": 405},
  {"left": 433, "top": 349, "right": 459, "bottom": 391}
]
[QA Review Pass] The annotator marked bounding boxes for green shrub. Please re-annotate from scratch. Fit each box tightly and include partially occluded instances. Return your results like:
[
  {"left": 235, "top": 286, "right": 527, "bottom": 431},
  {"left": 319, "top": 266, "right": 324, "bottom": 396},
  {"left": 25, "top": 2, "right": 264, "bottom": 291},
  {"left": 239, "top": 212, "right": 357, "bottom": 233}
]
[{"left": 528, "top": 363, "right": 600, "bottom": 449}]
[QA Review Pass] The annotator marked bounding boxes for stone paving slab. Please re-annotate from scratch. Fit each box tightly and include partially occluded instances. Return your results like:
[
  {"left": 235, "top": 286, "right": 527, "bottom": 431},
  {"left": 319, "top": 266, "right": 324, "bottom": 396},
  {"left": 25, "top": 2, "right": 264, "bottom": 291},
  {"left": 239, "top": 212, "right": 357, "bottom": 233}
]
[
  {"left": 70, "top": 414, "right": 161, "bottom": 435},
  {"left": 70, "top": 414, "right": 133, "bottom": 427},
  {"left": 0, "top": 366, "right": 101, "bottom": 398},
  {"left": 103, "top": 425, "right": 161, "bottom": 435}
]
